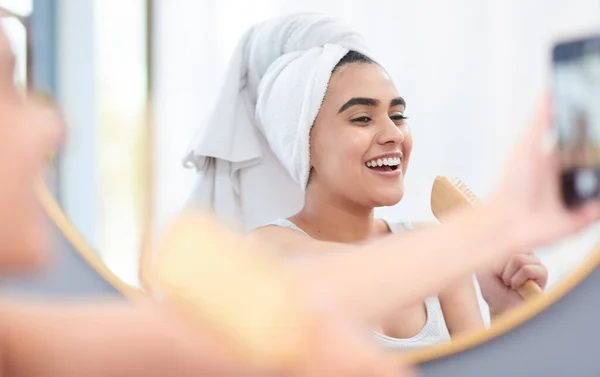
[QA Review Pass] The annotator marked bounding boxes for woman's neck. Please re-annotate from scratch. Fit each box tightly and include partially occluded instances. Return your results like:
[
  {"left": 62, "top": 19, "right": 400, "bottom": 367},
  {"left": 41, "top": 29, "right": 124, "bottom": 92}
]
[{"left": 293, "top": 188, "right": 384, "bottom": 243}]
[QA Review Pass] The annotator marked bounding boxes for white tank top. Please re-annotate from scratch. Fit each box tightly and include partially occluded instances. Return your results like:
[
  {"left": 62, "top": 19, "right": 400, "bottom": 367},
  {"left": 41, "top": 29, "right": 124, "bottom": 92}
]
[{"left": 263, "top": 218, "right": 451, "bottom": 350}]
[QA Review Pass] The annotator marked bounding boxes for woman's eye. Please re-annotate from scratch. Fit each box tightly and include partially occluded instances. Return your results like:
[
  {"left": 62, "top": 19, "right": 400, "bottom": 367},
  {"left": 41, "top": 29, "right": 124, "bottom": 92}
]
[
  {"left": 350, "top": 116, "right": 372, "bottom": 124},
  {"left": 390, "top": 114, "right": 408, "bottom": 124}
]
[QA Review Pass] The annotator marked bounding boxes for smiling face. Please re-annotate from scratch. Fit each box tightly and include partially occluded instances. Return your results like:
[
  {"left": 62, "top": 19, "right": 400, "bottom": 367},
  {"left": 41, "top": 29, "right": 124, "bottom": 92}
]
[{"left": 307, "top": 57, "right": 413, "bottom": 208}]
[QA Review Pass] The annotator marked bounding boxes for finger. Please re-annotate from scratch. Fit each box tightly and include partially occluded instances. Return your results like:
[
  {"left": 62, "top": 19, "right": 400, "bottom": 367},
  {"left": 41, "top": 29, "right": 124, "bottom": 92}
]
[
  {"left": 510, "top": 265, "right": 548, "bottom": 290},
  {"left": 528, "top": 262, "right": 548, "bottom": 289},
  {"left": 520, "top": 251, "right": 541, "bottom": 261},
  {"left": 540, "top": 128, "right": 558, "bottom": 156},
  {"left": 524, "top": 95, "right": 552, "bottom": 148},
  {"left": 501, "top": 254, "right": 541, "bottom": 286}
]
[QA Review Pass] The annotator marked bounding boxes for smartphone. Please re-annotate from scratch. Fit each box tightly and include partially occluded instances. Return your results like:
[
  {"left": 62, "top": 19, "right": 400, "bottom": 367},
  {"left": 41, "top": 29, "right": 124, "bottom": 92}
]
[{"left": 553, "top": 35, "right": 600, "bottom": 207}]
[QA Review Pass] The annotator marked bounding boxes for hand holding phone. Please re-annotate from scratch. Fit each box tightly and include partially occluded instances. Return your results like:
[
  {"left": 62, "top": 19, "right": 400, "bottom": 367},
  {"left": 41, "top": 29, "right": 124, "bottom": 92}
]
[{"left": 553, "top": 36, "right": 600, "bottom": 207}]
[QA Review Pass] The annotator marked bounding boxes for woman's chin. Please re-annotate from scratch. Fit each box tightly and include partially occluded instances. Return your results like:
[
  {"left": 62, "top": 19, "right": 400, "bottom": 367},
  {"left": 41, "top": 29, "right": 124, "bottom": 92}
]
[{"left": 371, "top": 190, "right": 405, "bottom": 207}]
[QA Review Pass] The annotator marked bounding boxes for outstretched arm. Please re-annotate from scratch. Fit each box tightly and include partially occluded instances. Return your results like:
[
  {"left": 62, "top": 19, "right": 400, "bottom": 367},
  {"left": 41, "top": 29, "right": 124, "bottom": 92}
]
[
  {"left": 249, "top": 201, "right": 521, "bottom": 324},
  {"left": 0, "top": 299, "right": 259, "bottom": 377}
]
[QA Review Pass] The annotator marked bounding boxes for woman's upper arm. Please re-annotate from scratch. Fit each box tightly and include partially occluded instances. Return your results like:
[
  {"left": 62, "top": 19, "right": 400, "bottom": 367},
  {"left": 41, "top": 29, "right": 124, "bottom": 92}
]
[
  {"left": 438, "top": 277, "right": 485, "bottom": 335},
  {"left": 410, "top": 222, "right": 484, "bottom": 335}
]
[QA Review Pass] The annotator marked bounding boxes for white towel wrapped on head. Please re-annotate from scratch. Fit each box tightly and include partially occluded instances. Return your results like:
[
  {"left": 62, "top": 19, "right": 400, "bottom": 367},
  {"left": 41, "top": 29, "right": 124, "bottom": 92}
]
[{"left": 183, "top": 12, "right": 375, "bottom": 231}]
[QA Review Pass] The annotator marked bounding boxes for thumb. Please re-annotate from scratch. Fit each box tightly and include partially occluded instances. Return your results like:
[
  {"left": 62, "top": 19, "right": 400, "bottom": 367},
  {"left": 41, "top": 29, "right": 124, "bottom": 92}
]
[{"left": 525, "top": 95, "right": 554, "bottom": 154}]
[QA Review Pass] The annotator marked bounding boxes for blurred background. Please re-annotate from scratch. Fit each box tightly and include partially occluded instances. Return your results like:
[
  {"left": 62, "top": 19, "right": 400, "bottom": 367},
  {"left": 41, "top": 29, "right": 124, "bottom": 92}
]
[{"left": 7, "top": 0, "right": 600, "bottom": 298}]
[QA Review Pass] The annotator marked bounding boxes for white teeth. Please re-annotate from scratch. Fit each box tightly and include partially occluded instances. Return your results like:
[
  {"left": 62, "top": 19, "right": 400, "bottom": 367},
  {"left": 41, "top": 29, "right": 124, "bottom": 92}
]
[{"left": 365, "top": 156, "right": 402, "bottom": 168}]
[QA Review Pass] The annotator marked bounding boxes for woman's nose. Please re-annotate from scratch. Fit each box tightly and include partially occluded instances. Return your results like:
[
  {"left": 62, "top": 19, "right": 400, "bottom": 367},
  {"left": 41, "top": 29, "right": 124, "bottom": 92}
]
[{"left": 377, "top": 119, "right": 405, "bottom": 146}]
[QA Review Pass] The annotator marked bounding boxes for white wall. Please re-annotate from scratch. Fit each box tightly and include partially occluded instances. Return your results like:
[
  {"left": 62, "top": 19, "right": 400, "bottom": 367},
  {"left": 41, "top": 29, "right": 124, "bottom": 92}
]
[
  {"left": 55, "top": 0, "right": 147, "bottom": 286},
  {"left": 154, "top": 2, "right": 599, "bottom": 216},
  {"left": 153, "top": 0, "right": 600, "bottom": 292}
]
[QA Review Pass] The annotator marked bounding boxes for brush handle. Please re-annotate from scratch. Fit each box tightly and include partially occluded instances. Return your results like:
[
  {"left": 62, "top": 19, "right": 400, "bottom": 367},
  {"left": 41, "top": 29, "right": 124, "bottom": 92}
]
[
  {"left": 516, "top": 279, "right": 544, "bottom": 300},
  {"left": 430, "top": 176, "right": 543, "bottom": 301}
]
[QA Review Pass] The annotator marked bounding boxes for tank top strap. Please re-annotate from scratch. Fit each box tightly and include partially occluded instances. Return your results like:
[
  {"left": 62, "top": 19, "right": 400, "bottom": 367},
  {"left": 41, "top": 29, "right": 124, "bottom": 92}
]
[{"left": 262, "top": 218, "right": 309, "bottom": 236}]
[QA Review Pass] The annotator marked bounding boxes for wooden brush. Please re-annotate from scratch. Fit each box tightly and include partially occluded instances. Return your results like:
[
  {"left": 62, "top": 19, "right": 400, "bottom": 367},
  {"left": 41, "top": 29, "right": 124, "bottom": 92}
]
[
  {"left": 431, "top": 176, "right": 543, "bottom": 301},
  {"left": 149, "top": 211, "right": 315, "bottom": 371}
]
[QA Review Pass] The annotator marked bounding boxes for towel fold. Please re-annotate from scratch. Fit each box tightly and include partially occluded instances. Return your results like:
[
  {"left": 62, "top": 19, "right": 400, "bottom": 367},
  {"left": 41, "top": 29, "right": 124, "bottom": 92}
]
[{"left": 183, "top": 12, "right": 374, "bottom": 230}]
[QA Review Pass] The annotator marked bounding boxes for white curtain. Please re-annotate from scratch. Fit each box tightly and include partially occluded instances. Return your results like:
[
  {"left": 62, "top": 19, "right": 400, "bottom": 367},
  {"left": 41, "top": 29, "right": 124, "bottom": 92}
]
[{"left": 153, "top": 0, "right": 600, "bottom": 288}]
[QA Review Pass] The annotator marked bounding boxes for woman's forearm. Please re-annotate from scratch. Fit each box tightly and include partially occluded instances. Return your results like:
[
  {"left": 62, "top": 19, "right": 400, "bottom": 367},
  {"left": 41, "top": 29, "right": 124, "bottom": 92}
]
[
  {"left": 0, "top": 300, "right": 259, "bottom": 377},
  {"left": 295, "top": 201, "right": 520, "bottom": 322}
]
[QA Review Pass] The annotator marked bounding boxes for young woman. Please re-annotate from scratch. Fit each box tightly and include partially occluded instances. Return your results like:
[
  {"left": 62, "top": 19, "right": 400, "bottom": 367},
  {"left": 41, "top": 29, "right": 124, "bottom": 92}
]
[
  {"left": 248, "top": 49, "right": 548, "bottom": 348},
  {"left": 182, "top": 13, "right": 554, "bottom": 350}
]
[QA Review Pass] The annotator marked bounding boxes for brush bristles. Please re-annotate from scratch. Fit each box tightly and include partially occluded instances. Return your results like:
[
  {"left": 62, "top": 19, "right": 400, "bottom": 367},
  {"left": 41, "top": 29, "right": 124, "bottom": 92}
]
[{"left": 450, "top": 177, "right": 478, "bottom": 203}]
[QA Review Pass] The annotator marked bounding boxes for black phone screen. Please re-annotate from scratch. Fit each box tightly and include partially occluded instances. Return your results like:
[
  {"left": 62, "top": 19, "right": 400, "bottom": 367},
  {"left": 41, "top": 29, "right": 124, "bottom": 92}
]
[{"left": 553, "top": 36, "right": 600, "bottom": 207}]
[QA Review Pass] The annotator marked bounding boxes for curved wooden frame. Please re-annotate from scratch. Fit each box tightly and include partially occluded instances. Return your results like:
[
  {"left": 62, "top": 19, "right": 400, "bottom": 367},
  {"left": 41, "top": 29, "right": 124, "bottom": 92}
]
[
  {"left": 401, "top": 244, "right": 600, "bottom": 364},
  {"left": 36, "top": 181, "right": 145, "bottom": 301}
]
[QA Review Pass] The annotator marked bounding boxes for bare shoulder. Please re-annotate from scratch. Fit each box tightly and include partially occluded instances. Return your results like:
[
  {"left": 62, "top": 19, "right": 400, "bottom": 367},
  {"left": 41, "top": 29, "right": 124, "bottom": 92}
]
[
  {"left": 243, "top": 225, "right": 312, "bottom": 255},
  {"left": 244, "top": 225, "right": 348, "bottom": 256}
]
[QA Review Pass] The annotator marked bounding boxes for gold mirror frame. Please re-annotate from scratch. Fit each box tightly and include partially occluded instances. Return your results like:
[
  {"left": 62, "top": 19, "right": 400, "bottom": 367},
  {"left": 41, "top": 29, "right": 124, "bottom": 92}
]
[
  {"left": 8, "top": 0, "right": 153, "bottom": 300},
  {"left": 401, "top": 245, "right": 600, "bottom": 364},
  {"left": 36, "top": 182, "right": 145, "bottom": 300},
  {"left": 21, "top": 1, "right": 600, "bottom": 365}
]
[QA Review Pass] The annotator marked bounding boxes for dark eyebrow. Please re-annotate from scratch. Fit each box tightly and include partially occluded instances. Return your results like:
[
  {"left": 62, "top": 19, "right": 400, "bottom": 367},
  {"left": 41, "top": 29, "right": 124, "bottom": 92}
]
[
  {"left": 338, "top": 97, "right": 380, "bottom": 114},
  {"left": 390, "top": 97, "right": 406, "bottom": 108}
]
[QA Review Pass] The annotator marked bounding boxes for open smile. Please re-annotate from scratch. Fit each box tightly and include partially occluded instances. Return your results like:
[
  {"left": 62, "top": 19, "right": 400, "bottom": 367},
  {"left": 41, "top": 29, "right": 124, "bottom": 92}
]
[{"left": 364, "top": 154, "right": 403, "bottom": 177}]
